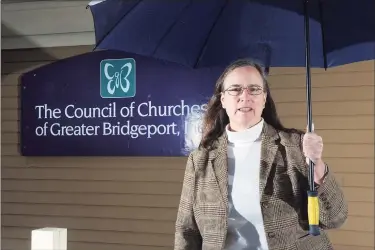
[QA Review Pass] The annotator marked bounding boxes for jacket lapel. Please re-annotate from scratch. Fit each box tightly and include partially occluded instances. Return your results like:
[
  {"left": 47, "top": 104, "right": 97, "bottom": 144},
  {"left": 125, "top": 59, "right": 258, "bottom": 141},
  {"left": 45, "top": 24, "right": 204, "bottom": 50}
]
[
  {"left": 259, "top": 123, "right": 280, "bottom": 199},
  {"left": 209, "top": 134, "right": 229, "bottom": 207}
]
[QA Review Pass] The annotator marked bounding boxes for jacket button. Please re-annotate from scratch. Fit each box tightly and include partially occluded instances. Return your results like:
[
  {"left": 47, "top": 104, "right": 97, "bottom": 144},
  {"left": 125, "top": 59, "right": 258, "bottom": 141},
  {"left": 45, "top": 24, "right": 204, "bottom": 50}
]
[{"left": 268, "top": 232, "right": 275, "bottom": 238}]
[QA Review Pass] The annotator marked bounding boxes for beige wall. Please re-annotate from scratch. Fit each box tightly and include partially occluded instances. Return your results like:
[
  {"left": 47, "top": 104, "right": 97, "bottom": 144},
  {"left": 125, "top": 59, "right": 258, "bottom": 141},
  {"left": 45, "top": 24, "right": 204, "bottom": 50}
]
[{"left": 1, "top": 46, "right": 374, "bottom": 250}]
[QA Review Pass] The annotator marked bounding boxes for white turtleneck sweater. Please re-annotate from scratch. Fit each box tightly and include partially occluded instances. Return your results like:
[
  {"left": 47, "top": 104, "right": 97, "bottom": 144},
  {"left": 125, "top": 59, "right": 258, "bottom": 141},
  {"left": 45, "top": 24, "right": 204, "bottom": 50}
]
[{"left": 223, "top": 119, "right": 269, "bottom": 250}]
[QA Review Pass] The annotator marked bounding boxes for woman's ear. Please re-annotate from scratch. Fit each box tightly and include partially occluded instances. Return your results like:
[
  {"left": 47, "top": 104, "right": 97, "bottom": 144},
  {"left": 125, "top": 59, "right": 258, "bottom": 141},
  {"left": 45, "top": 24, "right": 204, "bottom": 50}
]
[
  {"left": 263, "top": 93, "right": 267, "bottom": 106},
  {"left": 220, "top": 93, "right": 225, "bottom": 109}
]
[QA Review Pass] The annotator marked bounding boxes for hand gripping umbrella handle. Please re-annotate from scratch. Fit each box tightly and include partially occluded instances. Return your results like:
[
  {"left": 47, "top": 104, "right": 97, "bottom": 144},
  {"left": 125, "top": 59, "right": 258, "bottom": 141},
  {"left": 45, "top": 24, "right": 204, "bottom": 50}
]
[
  {"left": 305, "top": 124, "right": 320, "bottom": 236},
  {"left": 306, "top": 128, "right": 320, "bottom": 236},
  {"left": 306, "top": 124, "right": 320, "bottom": 236}
]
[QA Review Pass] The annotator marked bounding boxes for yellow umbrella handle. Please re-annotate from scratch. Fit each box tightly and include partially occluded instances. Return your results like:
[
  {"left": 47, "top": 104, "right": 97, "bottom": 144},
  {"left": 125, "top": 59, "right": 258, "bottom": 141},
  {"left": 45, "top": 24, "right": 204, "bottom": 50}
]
[{"left": 308, "top": 190, "right": 320, "bottom": 236}]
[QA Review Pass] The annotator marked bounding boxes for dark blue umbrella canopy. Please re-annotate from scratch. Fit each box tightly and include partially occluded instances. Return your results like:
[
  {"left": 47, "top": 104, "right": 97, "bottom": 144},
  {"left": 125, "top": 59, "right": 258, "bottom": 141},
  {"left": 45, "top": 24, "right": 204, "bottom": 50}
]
[{"left": 88, "top": 0, "right": 375, "bottom": 69}]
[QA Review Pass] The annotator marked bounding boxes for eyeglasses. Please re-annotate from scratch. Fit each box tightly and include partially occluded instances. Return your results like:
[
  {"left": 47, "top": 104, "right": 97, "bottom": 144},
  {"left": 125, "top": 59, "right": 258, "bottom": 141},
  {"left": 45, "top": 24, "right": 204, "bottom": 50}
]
[{"left": 223, "top": 85, "right": 264, "bottom": 96}]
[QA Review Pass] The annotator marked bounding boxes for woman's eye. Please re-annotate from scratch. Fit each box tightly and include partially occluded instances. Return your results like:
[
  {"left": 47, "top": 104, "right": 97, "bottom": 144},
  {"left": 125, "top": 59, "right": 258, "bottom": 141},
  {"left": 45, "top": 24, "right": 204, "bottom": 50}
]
[{"left": 250, "top": 87, "right": 262, "bottom": 93}]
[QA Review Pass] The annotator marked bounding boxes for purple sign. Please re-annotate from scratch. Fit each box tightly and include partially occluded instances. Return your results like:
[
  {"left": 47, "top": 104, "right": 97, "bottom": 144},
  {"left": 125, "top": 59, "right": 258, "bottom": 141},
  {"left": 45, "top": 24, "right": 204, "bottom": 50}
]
[{"left": 20, "top": 50, "right": 223, "bottom": 156}]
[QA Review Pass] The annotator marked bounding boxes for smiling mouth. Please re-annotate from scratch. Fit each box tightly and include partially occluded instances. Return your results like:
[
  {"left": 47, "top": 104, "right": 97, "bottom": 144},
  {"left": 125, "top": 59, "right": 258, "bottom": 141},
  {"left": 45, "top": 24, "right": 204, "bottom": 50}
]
[{"left": 237, "top": 107, "right": 253, "bottom": 112}]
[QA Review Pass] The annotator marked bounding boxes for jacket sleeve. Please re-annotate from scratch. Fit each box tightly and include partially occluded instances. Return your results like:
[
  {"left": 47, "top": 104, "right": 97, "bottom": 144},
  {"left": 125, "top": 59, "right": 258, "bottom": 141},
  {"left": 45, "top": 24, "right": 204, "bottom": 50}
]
[
  {"left": 174, "top": 153, "right": 202, "bottom": 250},
  {"left": 297, "top": 132, "right": 348, "bottom": 229},
  {"left": 315, "top": 165, "right": 348, "bottom": 229}
]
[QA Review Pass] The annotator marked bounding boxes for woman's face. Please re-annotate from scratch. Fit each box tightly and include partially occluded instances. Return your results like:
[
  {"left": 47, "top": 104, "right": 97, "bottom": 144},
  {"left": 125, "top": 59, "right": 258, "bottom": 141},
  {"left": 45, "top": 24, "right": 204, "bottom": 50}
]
[{"left": 220, "top": 66, "right": 267, "bottom": 132}]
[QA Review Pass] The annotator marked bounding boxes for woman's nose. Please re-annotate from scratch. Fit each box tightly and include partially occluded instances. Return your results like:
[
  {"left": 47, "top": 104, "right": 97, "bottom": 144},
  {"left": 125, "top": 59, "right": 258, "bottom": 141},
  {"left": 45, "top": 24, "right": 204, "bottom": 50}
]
[{"left": 239, "top": 88, "right": 252, "bottom": 101}]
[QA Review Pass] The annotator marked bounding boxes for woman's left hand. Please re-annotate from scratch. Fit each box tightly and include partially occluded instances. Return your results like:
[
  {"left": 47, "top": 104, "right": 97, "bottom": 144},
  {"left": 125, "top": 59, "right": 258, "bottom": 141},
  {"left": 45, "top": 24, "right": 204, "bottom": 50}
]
[{"left": 303, "top": 132, "right": 326, "bottom": 185}]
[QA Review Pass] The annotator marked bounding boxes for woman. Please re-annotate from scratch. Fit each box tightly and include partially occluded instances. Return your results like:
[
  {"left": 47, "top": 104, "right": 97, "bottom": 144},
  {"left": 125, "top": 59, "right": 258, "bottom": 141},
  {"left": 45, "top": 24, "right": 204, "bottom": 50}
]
[{"left": 174, "top": 59, "right": 348, "bottom": 250}]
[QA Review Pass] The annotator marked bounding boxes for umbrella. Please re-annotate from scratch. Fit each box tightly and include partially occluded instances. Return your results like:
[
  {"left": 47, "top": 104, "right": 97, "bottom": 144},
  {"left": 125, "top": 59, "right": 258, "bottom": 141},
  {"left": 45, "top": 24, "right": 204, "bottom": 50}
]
[
  {"left": 87, "top": 0, "right": 374, "bottom": 69},
  {"left": 87, "top": 0, "right": 375, "bottom": 236}
]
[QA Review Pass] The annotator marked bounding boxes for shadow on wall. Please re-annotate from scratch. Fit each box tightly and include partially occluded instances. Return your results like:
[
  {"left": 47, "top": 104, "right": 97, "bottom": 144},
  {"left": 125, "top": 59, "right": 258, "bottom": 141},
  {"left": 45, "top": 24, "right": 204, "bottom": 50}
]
[
  {"left": 1, "top": 23, "right": 60, "bottom": 72},
  {"left": 1, "top": 24, "right": 58, "bottom": 155},
  {"left": 1, "top": 23, "right": 93, "bottom": 72}
]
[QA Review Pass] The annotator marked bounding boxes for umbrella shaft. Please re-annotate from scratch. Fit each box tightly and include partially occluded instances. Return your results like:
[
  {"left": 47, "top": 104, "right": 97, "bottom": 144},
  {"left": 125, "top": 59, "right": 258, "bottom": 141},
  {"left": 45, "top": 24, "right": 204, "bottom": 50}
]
[{"left": 304, "top": 0, "right": 315, "bottom": 191}]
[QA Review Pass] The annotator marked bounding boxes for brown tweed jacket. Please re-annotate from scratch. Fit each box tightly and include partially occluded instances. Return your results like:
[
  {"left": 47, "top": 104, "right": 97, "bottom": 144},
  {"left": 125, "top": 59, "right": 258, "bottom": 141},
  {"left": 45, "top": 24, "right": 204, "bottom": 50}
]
[{"left": 174, "top": 122, "right": 348, "bottom": 250}]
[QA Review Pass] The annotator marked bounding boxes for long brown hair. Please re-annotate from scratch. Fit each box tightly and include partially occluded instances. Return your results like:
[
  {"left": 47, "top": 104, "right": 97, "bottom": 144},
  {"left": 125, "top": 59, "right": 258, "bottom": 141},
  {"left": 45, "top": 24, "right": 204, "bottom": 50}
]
[{"left": 199, "top": 58, "right": 298, "bottom": 149}]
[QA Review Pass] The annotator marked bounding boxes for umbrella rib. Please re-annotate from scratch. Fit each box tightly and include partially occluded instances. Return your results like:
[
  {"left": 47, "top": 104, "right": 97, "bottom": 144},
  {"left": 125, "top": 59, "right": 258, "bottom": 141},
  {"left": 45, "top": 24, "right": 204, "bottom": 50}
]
[
  {"left": 92, "top": 0, "right": 143, "bottom": 50},
  {"left": 151, "top": 0, "right": 194, "bottom": 57},
  {"left": 193, "top": 0, "right": 229, "bottom": 68}
]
